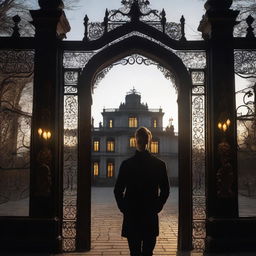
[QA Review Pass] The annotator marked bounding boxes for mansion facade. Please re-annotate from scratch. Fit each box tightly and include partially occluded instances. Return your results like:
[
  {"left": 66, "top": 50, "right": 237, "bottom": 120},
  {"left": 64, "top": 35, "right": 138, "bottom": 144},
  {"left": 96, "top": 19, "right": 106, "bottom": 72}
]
[{"left": 91, "top": 89, "right": 178, "bottom": 186}]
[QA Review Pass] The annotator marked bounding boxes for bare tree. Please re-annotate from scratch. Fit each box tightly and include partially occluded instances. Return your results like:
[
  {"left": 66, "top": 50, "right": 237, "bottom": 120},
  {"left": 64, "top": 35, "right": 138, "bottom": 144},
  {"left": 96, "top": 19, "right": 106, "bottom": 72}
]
[
  {"left": 0, "top": 0, "right": 31, "bottom": 35},
  {"left": 0, "top": 0, "right": 80, "bottom": 36},
  {"left": 231, "top": 0, "right": 256, "bottom": 37},
  {"left": 233, "top": 0, "right": 256, "bottom": 16}
]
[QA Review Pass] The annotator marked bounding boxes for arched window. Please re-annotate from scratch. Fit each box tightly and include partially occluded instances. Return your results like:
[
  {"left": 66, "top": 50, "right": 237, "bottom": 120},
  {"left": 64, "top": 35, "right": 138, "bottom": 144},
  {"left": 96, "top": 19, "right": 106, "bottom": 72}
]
[{"left": 129, "top": 137, "right": 136, "bottom": 147}]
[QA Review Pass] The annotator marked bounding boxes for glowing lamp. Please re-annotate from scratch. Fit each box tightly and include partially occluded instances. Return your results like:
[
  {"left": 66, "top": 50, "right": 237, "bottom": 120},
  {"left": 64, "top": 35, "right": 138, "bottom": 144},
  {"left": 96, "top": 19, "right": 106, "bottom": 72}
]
[
  {"left": 222, "top": 123, "right": 227, "bottom": 132},
  {"left": 47, "top": 131, "right": 51, "bottom": 139},
  {"left": 38, "top": 128, "right": 43, "bottom": 136},
  {"left": 42, "top": 131, "right": 48, "bottom": 140},
  {"left": 38, "top": 128, "right": 52, "bottom": 141}
]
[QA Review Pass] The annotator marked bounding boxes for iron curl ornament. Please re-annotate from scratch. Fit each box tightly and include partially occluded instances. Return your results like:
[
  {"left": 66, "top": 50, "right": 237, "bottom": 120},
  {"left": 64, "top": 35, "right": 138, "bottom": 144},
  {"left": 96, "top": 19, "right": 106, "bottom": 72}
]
[{"left": 83, "top": 0, "right": 184, "bottom": 41}]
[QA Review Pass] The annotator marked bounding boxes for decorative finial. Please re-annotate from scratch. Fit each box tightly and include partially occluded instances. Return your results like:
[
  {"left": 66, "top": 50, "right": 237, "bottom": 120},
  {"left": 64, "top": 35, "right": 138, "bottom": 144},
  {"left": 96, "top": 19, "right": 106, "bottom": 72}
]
[
  {"left": 12, "top": 15, "right": 21, "bottom": 38},
  {"left": 161, "top": 9, "right": 166, "bottom": 34},
  {"left": 246, "top": 15, "right": 255, "bottom": 38},
  {"left": 129, "top": 0, "right": 143, "bottom": 22},
  {"left": 180, "top": 15, "right": 186, "bottom": 41},
  {"left": 103, "top": 9, "right": 109, "bottom": 34},
  {"left": 83, "top": 15, "right": 89, "bottom": 42}
]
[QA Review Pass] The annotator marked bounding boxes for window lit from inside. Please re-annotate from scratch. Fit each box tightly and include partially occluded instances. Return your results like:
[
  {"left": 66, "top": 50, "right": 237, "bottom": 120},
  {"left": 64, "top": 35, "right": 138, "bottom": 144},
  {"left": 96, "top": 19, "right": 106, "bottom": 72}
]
[
  {"left": 109, "top": 119, "right": 113, "bottom": 128},
  {"left": 107, "top": 140, "right": 115, "bottom": 152},
  {"left": 93, "top": 140, "right": 100, "bottom": 152},
  {"left": 93, "top": 162, "right": 99, "bottom": 176},
  {"left": 129, "top": 117, "right": 138, "bottom": 128},
  {"left": 151, "top": 141, "right": 159, "bottom": 154},
  {"left": 130, "top": 137, "right": 136, "bottom": 147},
  {"left": 107, "top": 162, "right": 114, "bottom": 178},
  {"left": 153, "top": 119, "right": 157, "bottom": 128}
]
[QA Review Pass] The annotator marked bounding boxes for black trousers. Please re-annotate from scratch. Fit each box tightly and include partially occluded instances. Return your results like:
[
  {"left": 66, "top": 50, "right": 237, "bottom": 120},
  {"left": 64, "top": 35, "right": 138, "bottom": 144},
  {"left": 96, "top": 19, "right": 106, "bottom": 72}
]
[{"left": 127, "top": 236, "right": 156, "bottom": 256}]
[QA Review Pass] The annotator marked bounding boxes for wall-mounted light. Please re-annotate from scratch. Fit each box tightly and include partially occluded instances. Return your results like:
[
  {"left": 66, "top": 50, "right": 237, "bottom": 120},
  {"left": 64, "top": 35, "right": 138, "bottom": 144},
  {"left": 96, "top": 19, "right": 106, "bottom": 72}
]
[
  {"left": 38, "top": 128, "right": 52, "bottom": 141},
  {"left": 217, "top": 119, "right": 231, "bottom": 132}
]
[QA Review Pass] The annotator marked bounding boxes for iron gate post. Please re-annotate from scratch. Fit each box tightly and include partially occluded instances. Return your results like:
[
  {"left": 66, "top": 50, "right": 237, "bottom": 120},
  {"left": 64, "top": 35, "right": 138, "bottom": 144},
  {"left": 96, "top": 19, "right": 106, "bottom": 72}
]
[
  {"left": 29, "top": 2, "right": 70, "bottom": 252},
  {"left": 199, "top": 0, "right": 240, "bottom": 252}
]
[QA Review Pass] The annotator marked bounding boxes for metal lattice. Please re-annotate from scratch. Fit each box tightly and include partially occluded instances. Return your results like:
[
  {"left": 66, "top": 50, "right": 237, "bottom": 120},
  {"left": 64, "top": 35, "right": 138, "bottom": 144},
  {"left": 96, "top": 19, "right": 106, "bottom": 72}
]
[
  {"left": 62, "top": 68, "right": 80, "bottom": 251},
  {"left": 84, "top": 0, "right": 183, "bottom": 41},
  {"left": 0, "top": 50, "right": 34, "bottom": 215},
  {"left": 191, "top": 69, "right": 206, "bottom": 251}
]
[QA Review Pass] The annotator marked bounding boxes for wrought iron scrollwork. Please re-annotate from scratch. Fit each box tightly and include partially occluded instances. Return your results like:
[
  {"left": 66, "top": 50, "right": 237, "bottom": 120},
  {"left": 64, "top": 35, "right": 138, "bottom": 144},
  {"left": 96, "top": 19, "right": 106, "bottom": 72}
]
[
  {"left": 176, "top": 51, "right": 206, "bottom": 69},
  {"left": 12, "top": 15, "right": 21, "bottom": 38},
  {"left": 246, "top": 15, "right": 255, "bottom": 38},
  {"left": 63, "top": 51, "right": 97, "bottom": 69},
  {"left": 236, "top": 83, "right": 256, "bottom": 152},
  {"left": 236, "top": 84, "right": 256, "bottom": 120},
  {"left": 191, "top": 69, "right": 206, "bottom": 252},
  {"left": 83, "top": 0, "right": 184, "bottom": 41},
  {"left": 234, "top": 50, "right": 256, "bottom": 79},
  {"left": 62, "top": 66, "right": 80, "bottom": 252},
  {"left": 64, "top": 70, "right": 79, "bottom": 86},
  {"left": 0, "top": 50, "right": 34, "bottom": 73},
  {"left": 93, "top": 54, "right": 177, "bottom": 90}
]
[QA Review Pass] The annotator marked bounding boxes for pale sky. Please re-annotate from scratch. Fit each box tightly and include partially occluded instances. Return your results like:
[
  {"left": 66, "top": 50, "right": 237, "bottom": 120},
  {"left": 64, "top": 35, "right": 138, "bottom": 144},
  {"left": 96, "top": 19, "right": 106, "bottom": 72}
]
[{"left": 63, "top": 0, "right": 206, "bottom": 130}]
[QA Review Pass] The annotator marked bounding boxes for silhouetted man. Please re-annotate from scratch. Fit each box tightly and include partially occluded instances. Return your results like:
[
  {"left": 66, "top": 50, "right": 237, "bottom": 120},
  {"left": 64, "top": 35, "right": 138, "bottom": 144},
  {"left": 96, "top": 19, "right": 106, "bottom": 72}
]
[{"left": 114, "top": 127, "right": 170, "bottom": 256}]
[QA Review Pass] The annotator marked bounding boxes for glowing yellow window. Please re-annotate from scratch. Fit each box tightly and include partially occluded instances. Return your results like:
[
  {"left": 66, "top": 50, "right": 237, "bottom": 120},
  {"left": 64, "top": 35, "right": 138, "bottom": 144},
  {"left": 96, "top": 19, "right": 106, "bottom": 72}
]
[
  {"left": 151, "top": 141, "right": 159, "bottom": 154},
  {"left": 93, "top": 140, "right": 100, "bottom": 152},
  {"left": 130, "top": 137, "right": 136, "bottom": 147},
  {"left": 107, "top": 140, "right": 115, "bottom": 152},
  {"left": 129, "top": 117, "right": 138, "bottom": 128},
  {"left": 153, "top": 119, "right": 157, "bottom": 128},
  {"left": 109, "top": 119, "right": 113, "bottom": 128},
  {"left": 107, "top": 162, "right": 114, "bottom": 178},
  {"left": 93, "top": 162, "right": 99, "bottom": 176}
]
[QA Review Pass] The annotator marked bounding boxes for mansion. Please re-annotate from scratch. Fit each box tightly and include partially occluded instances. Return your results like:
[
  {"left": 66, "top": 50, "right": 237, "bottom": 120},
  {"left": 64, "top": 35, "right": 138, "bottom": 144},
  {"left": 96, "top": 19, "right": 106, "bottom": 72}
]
[{"left": 91, "top": 89, "right": 178, "bottom": 186}]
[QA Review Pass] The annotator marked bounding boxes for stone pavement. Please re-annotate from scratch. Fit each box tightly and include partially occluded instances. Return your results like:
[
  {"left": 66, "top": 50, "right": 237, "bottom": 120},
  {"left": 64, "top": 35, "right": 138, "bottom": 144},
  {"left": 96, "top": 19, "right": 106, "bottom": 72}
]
[
  {"left": 61, "top": 187, "right": 255, "bottom": 256},
  {"left": 73, "top": 186, "right": 179, "bottom": 256},
  {"left": 2, "top": 187, "right": 256, "bottom": 256}
]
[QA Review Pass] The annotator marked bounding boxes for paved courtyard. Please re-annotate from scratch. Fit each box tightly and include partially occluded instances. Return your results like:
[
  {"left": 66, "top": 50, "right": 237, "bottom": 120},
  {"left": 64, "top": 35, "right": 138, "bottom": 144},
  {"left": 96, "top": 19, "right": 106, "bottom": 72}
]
[
  {"left": 1, "top": 187, "right": 256, "bottom": 256},
  {"left": 79, "top": 187, "right": 179, "bottom": 256}
]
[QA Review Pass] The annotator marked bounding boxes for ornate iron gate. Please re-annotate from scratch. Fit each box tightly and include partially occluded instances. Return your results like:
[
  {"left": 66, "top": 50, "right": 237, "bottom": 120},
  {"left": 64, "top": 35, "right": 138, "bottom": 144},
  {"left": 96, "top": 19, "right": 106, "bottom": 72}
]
[
  {"left": 60, "top": 0, "right": 207, "bottom": 252},
  {"left": 1, "top": 0, "right": 256, "bottom": 253}
]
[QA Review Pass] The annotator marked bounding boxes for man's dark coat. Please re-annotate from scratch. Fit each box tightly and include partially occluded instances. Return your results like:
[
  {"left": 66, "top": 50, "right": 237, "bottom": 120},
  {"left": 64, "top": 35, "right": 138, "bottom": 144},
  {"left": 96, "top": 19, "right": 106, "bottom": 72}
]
[{"left": 114, "top": 150, "right": 170, "bottom": 238}]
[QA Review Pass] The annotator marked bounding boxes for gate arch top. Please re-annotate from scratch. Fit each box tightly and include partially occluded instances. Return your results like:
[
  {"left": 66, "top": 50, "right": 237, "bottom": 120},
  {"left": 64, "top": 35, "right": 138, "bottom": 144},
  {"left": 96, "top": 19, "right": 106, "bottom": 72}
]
[
  {"left": 79, "top": 35, "right": 193, "bottom": 96},
  {"left": 66, "top": 0, "right": 206, "bottom": 51}
]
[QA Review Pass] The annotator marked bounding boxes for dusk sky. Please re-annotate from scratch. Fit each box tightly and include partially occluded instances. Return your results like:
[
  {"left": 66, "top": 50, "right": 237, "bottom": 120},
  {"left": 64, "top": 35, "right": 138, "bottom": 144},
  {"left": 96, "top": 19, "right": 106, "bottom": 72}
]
[
  {"left": 30, "top": 1, "right": 245, "bottom": 129},
  {"left": 64, "top": 0, "right": 206, "bottom": 129}
]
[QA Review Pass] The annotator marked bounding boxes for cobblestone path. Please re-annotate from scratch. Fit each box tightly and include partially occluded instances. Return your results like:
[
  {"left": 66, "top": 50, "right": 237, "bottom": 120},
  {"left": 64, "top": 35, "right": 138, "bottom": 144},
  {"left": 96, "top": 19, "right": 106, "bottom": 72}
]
[{"left": 79, "top": 187, "right": 180, "bottom": 256}]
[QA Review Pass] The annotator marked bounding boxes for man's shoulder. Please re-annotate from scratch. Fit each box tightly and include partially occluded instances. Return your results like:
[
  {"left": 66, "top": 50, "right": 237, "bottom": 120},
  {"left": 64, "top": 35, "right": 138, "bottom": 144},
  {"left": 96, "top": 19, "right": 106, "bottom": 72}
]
[
  {"left": 150, "top": 154, "right": 165, "bottom": 166},
  {"left": 121, "top": 156, "right": 136, "bottom": 166}
]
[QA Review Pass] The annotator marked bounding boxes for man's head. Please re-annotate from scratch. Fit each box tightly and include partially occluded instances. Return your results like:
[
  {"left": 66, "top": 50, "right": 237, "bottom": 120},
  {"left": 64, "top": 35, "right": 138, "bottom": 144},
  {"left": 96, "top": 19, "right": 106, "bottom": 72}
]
[{"left": 135, "top": 126, "right": 152, "bottom": 151}]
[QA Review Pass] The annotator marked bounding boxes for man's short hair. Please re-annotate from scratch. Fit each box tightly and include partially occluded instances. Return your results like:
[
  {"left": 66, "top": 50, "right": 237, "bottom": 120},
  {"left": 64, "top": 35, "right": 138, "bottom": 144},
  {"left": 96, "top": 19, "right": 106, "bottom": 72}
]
[{"left": 135, "top": 126, "right": 152, "bottom": 145}]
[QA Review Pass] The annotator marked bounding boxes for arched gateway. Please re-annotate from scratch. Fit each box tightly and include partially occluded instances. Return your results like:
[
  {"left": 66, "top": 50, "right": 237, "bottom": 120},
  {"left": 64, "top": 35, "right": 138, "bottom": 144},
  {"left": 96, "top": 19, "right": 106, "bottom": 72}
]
[
  {"left": 77, "top": 35, "right": 193, "bottom": 251},
  {"left": 1, "top": 0, "right": 256, "bottom": 254},
  {"left": 61, "top": 1, "right": 207, "bottom": 252}
]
